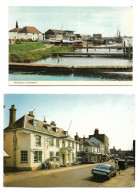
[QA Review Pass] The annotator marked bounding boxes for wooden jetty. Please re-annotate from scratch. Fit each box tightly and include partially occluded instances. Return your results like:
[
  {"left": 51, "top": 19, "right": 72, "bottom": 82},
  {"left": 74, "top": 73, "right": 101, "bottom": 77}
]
[
  {"left": 9, "top": 63, "right": 132, "bottom": 73},
  {"left": 76, "top": 46, "right": 124, "bottom": 49},
  {"left": 51, "top": 52, "right": 129, "bottom": 58}
]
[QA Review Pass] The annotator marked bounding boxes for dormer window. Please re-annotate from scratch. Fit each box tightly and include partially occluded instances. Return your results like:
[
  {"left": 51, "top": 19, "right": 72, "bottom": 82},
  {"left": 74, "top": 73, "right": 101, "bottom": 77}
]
[
  {"left": 52, "top": 127, "right": 58, "bottom": 133},
  {"left": 47, "top": 125, "right": 50, "bottom": 131},
  {"left": 33, "top": 120, "right": 38, "bottom": 127}
]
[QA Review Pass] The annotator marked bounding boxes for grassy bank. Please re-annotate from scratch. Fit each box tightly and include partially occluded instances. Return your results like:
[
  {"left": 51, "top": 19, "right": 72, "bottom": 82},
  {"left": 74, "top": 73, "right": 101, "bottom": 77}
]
[{"left": 9, "top": 42, "right": 74, "bottom": 63}]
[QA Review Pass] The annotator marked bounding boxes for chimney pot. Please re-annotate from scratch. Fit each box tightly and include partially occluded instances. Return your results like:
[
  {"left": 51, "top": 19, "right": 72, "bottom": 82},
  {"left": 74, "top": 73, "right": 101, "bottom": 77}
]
[
  {"left": 51, "top": 121, "right": 56, "bottom": 126},
  {"left": 9, "top": 104, "right": 17, "bottom": 127},
  {"left": 28, "top": 111, "right": 34, "bottom": 118}
]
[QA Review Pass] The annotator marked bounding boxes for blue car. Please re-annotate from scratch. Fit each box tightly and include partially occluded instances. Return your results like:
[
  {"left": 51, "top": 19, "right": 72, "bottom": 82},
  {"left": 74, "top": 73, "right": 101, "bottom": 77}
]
[{"left": 91, "top": 164, "right": 117, "bottom": 179}]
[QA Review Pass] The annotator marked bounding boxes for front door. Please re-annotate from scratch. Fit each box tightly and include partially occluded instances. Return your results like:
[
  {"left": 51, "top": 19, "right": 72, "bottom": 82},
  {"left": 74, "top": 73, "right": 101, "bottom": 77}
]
[{"left": 62, "top": 154, "right": 65, "bottom": 164}]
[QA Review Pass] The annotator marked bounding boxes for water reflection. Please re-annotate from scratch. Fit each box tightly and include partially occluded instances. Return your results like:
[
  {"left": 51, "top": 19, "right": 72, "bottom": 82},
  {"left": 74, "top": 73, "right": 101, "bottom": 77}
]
[
  {"left": 9, "top": 70, "right": 132, "bottom": 81},
  {"left": 33, "top": 56, "right": 132, "bottom": 67}
]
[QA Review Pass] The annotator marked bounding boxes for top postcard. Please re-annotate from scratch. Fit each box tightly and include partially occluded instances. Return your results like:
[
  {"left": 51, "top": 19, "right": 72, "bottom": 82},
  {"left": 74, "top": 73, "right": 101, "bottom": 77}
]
[{"left": 8, "top": 6, "right": 133, "bottom": 86}]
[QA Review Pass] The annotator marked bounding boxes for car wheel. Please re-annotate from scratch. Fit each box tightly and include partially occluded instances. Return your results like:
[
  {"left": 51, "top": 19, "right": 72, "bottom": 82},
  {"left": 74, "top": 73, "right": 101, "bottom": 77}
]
[{"left": 113, "top": 172, "right": 116, "bottom": 177}]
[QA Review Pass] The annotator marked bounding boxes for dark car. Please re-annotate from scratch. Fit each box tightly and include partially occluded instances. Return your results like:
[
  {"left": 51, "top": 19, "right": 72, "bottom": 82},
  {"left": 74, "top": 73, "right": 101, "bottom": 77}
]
[
  {"left": 118, "top": 159, "right": 128, "bottom": 170},
  {"left": 91, "top": 164, "right": 117, "bottom": 179},
  {"left": 126, "top": 156, "right": 135, "bottom": 165}
]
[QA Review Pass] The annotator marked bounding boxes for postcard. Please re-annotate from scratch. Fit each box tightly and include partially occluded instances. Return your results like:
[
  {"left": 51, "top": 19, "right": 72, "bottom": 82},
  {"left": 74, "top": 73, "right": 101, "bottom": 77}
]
[
  {"left": 3, "top": 94, "right": 135, "bottom": 187},
  {"left": 8, "top": 6, "right": 133, "bottom": 85}
]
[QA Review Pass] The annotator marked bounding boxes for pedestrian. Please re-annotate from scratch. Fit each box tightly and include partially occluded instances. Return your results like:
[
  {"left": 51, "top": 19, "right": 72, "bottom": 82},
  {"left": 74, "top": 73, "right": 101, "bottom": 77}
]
[{"left": 115, "top": 160, "right": 120, "bottom": 174}]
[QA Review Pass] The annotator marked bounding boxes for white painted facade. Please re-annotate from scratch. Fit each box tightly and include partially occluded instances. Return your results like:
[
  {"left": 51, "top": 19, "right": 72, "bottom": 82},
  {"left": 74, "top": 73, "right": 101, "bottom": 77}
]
[
  {"left": 9, "top": 32, "right": 43, "bottom": 42},
  {"left": 89, "top": 137, "right": 105, "bottom": 155},
  {"left": 4, "top": 128, "right": 79, "bottom": 170}
]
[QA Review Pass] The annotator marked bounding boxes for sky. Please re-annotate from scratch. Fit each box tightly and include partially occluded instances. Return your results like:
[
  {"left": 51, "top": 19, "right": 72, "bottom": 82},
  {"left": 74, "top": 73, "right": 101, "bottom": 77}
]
[
  {"left": 8, "top": 6, "right": 133, "bottom": 37},
  {"left": 4, "top": 94, "right": 135, "bottom": 150}
]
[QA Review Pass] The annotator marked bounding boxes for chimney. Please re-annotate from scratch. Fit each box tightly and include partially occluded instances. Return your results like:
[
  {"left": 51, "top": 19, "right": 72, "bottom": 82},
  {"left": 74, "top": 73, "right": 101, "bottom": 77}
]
[
  {"left": 83, "top": 135, "right": 85, "bottom": 141},
  {"left": 74, "top": 132, "right": 79, "bottom": 142},
  {"left": 43, "top": 116, "right": 46, "bottom": 123},
  {"left": 28, "top": 111, "right": 34, "bottom": 118},
  {"left": 51, "top": 121, "right": 56, "bottom": 126},
  {"left": 9, "top": 104, "right": 17, "bottom": 127},
  {"left": 94, "top": 128, "right": 99, "bottom": 137},
  {"left": 16, "top": 21, "right": 18, "bottom": 28}
]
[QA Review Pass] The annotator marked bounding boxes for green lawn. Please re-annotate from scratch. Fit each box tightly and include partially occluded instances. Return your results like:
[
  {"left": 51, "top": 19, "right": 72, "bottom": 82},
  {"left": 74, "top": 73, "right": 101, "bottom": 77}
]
[{"left": 9, "top": 42, "right": 73, "bottom": 63}]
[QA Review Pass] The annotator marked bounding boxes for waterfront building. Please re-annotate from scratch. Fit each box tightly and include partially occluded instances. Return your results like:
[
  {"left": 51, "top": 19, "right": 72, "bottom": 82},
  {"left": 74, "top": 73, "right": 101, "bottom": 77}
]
[
  {"left": 4, "top": 105, "right": 79, "bottom": 171},
  {"left": 9, "top": 22, "right": 43, "bottom": 43},
  {"left": 45, "top": 29, "right": 63, "bottom": 40},
  {"left": 93, "top": 34, "right": 102, "bottom": 40}
]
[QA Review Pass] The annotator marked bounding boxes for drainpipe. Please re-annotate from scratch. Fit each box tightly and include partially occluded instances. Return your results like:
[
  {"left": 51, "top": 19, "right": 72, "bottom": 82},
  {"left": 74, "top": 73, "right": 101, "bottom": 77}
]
[{"left": 13, "top": 130, "right": 17, "bottom": 169}]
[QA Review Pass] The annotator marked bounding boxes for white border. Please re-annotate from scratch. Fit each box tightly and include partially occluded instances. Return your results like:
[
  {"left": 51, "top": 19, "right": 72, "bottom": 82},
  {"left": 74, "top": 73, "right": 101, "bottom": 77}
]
[{"left": 0, "top": 0, "right": 138, "bottom": 195}]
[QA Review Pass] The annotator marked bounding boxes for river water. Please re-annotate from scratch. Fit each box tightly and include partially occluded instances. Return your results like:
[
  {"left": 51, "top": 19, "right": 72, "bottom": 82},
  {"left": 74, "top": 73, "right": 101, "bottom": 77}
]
[{"left": 9, "top": 47, "right": 133, "bottom": 82}]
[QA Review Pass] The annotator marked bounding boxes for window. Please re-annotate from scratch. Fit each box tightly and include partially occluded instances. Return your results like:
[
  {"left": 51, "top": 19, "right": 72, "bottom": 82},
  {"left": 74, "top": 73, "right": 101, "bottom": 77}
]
[
  {"left": 56, "top": 138, "right": 59, "bottom": 147},
  {"left": 50, "top": 151, "right": 54, "bottom": 161},
  {"left": 47, "top": 125, "right": 50, "bottom": 131},
  {"left": 50, "top": 137, "right": 54, "bottom": 146},
  {"left": 72, "top": 142, "right": 74, "bottom": 149},
  {"left": 62, "top": 140, "right": 65, "bottom": 148},
  {"left": 33, "top": 120, "right": 38, "bottom": 127},
  {"left": 35, "top": 135, "right": 41, "bottom": 146},
  {"left": 72, "top": 153, "right": 74, "bottom": 160},
  {"left": 21, "top": 151, "right": 28, "bottom": 163},
  {"left": 86, "top": 148, "right": 88, "bottom": 152},
  {"left": 56, "top": 152, "right": 59, "bottom": 162},
  {"left": 68, "top": 141, "right": 71, "bottom": 147},
  {"left": 79, "top": 145, "right": 82, "bottom": 150},
  {"left": 34, "top": 151, "right": 42, "bottom": 162}
]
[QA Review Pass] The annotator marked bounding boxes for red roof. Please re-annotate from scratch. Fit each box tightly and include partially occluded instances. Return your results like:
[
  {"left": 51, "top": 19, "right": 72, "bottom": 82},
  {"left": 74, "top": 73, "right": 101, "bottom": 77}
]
[
  {"left": 9, "top": 28, "right": 22, "bottom": 32},
  {"left": 49, "top": 29, "right": 63, "bottom": 33},
  {"left": 19, "top": 26, "right": 42, "bottom": 34}
]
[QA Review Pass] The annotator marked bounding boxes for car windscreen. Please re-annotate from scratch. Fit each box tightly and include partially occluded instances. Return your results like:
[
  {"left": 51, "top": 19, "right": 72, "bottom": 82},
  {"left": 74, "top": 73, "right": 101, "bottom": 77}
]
[{"left": 96, "top": 165, "right": 110, "bottom": 170}]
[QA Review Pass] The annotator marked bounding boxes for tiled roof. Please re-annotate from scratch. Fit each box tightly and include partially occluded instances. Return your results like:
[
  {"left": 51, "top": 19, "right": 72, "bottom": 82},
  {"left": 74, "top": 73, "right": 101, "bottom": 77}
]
[
  {"left": 4, "top": 115, "right": 25, "bottom": 130},
  {"left": 83, "top": 140, "right": 99, "bottom": 147},
  {"left": 19, "top": 26, "right": 42, "bottom": 34},
  {"left": 4, "top": 115, "right": 75, "bottom": 142},
  {"left": 49, "top": 29, "right": 63, "bottom": 33},
  {"left": 9, "top": 28, "right": 22, "bottom": 32}
]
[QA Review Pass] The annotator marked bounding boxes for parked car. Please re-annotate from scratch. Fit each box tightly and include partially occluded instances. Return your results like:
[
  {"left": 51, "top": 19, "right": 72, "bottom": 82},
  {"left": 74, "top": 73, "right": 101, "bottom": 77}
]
[
  {"left": 91, "top": 164, "right": 117, "bottom": 179},
  {"left": 118, "top": 159, "right": 128, "bottom": 170},
  {"left": 126, "top": 156, "right": 135, "bottom": 165},
  {"left": 114, "top": 157, "right": 120, "bottom": 161}
]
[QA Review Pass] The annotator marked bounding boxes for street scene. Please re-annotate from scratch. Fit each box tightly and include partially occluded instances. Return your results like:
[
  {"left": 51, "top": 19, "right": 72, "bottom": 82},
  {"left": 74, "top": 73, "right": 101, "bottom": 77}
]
[
  {"left": 4, "top": 161, "right": 135, "bottom": 187},
  {"left": 3, "top": 94, "right": 135, "bottom": 187},
  {"left": 8, "top": 6, "right": 133, "bottom": 84}
]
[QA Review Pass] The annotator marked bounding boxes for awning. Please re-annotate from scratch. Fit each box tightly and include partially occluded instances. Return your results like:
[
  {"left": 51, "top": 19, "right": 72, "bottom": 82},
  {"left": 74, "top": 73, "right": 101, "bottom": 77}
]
[{"left": 3, "top": 149, "right": 10, "bottom": 157}]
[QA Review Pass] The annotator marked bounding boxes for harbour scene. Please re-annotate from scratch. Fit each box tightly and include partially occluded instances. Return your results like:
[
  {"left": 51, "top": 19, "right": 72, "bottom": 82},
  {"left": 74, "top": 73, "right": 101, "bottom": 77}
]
[{"left": 9, "top": 6, "right": 133, "bottom": 83}]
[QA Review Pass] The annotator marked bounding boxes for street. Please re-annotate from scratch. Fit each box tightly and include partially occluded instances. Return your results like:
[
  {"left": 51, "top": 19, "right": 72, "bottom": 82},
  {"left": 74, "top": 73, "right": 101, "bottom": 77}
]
[{"left": 4, "top": 161, "right": 135, "bottom": 187}]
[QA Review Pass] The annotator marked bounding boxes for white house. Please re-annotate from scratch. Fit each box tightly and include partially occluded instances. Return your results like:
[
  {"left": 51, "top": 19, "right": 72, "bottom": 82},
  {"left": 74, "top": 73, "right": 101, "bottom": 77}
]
[
  {"left": 89, "top": 137, "right": 105, "bottom": 155},
  {"left": 74, "top": 132, "right": 108, "bottom": 163},
  {"left": 9, "top": 22, "right": 43, "bottom": 43},
  {"left": 4, "top": 105, "right": 79, "bottom": 171}
]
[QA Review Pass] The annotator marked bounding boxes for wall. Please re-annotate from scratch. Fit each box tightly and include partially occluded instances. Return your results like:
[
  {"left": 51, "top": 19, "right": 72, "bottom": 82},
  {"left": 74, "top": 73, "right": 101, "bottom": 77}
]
[
  {"left": 16, "top": 130, "right": 31, "bottom": 169},
  {"left": 9, "top": 32, "right": 43, "bottom": 41},
  {"left": 4, "top": 128, "right": 79, "bottom": 170},
  {"left": 4, "top": 131, "right": 14, "bottom": 167}
]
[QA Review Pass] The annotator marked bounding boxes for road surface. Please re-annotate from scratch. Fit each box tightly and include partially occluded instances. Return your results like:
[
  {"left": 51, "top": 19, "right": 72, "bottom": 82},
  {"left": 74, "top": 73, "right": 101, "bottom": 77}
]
[{"left": 4, "top": 162, "right": 135, "bottom": 187}]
